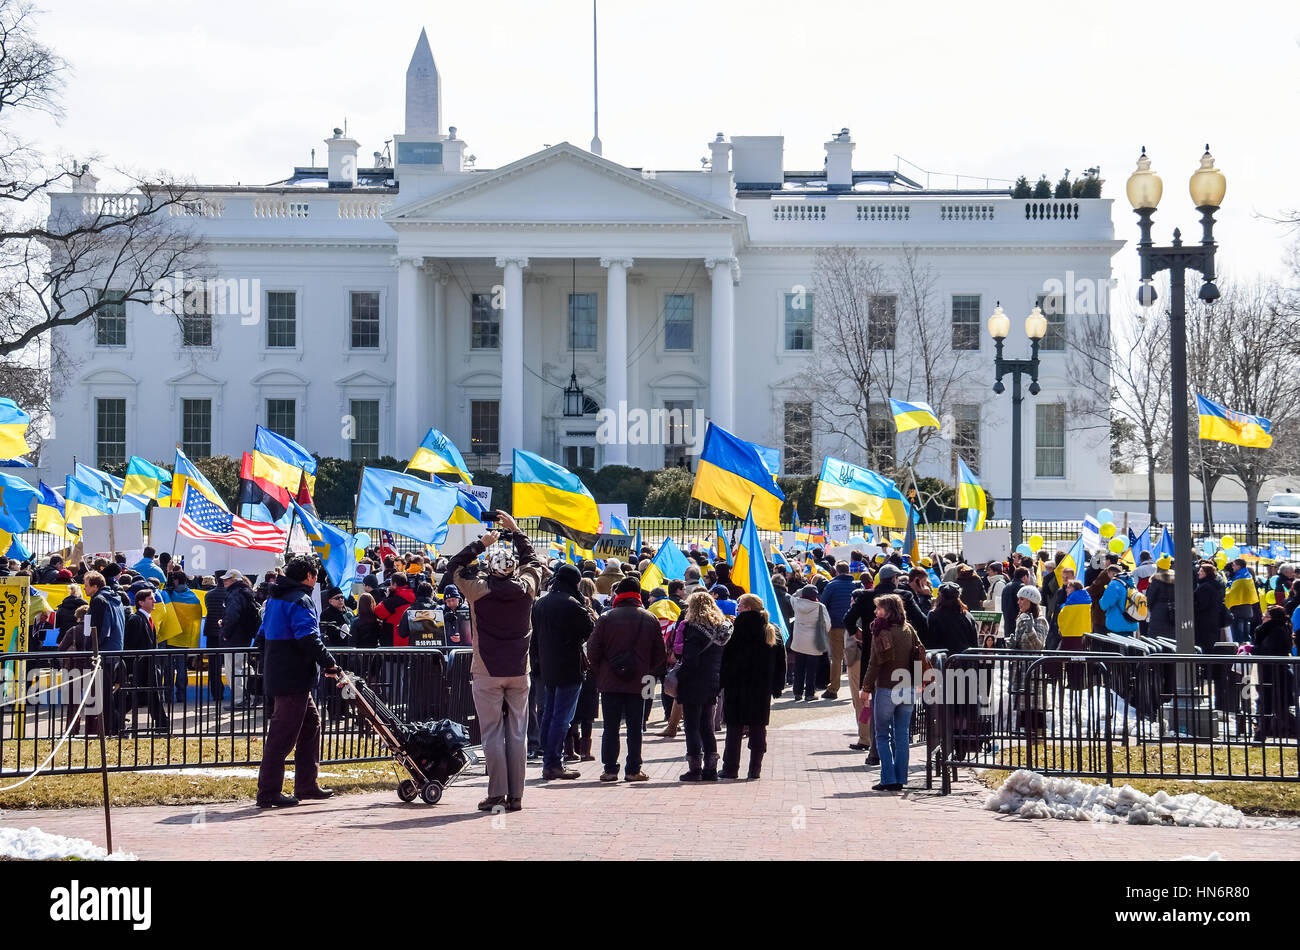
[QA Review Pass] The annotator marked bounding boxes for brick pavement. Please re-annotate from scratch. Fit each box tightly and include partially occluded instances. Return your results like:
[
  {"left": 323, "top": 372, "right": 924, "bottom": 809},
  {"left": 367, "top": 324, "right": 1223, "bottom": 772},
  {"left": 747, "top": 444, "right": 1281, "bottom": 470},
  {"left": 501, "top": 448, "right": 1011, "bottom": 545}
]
[{"left": 4, "top": 722, "right": 1296, "bottom": 860}]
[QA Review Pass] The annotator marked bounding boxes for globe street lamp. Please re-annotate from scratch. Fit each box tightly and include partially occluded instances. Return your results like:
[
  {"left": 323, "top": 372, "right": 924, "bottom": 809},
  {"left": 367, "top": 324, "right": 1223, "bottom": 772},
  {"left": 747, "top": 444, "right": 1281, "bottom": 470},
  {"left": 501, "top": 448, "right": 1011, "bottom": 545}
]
[
  {"left": 1127, "top": 145, "right": 1225, "bottom": 730},
  {"left": 988, "top": 303, "right": 1046, "bottom": 549}
]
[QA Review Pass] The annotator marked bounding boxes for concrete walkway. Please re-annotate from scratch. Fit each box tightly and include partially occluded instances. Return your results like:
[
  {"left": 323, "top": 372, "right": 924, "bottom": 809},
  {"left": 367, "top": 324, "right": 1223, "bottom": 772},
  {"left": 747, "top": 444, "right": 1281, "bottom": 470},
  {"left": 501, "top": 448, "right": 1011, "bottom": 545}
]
[{"left": 5, "top": 721, "right": 1294, "bottom": 860}]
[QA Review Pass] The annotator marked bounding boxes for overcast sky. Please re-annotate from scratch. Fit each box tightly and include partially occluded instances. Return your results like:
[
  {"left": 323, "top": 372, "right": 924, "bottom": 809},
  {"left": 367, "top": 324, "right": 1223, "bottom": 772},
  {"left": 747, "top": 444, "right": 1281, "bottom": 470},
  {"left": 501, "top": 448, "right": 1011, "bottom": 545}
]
[{"left": 18, "top": 0, "right": 1300, "bottom": 295}]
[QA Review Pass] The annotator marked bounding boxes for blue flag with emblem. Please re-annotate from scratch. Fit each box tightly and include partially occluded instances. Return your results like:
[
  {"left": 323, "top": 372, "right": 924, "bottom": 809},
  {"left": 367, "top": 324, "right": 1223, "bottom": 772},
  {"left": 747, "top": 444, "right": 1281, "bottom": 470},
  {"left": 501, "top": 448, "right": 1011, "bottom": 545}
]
[
  {"left": 294, "top": 501, "right": 357, "bottom": 589},
  {"left": 355, "top": 467, "right": 459, "bottom": 544}
]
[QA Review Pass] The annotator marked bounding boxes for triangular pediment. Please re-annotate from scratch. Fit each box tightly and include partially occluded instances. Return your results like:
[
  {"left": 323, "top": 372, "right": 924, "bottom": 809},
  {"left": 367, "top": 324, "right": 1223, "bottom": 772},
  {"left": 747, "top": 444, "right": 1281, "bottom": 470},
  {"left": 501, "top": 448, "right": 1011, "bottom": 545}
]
[
  {"left": 387, "top": 143, "right": 743, "bottom": 226},
  {"left": 165, "top": 369, "right": 224, "bottom": 388}
]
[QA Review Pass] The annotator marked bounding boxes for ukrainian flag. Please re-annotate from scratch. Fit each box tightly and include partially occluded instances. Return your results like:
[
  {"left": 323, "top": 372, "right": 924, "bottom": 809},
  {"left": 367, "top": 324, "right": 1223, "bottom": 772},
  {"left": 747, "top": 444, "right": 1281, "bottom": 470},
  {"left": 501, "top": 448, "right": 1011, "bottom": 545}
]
[
  {"left": 409, "top": 426, "right": 472, "bottom": 483},
  {"left": 255, "top": 425, "right": 317, "bottom": 477},
  {"left": 770, "top": 545, "right": 791, "bottom": 570},
  {"left": 1225, "top": 567, "right": 1260, "bottom": 610},
  {"left": 0, "top": 398, "right": 31, "bottom": 460},
  {"left": 889, "top": 398, "right": 941, "bottom": 433},
  {"left": 1057, "top": 588, "right": 1092, "bottom": 640},
  {"left": 35, "top": 481, "right": 71, "bottom": 539},
  {"left": 155, "top": 586, "right": 205, "bottom": 649},
  {"left": 511, "top": 449, "right": 601, "bottom": 547},
  {"left": 123, "top": 456, "right": 172, "bottom": 501},
  {"left": 691, "top": 423, "right": 785, "bottom": 531},
  {"left": 715, "top": 519, "right": 732, "bottom": 565},
  {"left": 814, "top": 457, "right": 908, "bottom": 527},
  {"left": 792, "top": 508, "right": 801, "bottom": 533},
  {"left": 171, "top": 447, "right": 229, "bottom": 509},
  {"left": 956, "top": 458, "right": 987, "bottom": 532},
  {"left": 1196, "top": 394, "right": 1272, "bottom": 449},
  {"left": 648, "top": 597, "right": 681, "bottom": 623},
  {"left": 609, "top": 514, "right": 629, "bottom": 536},
  {"left": 733, "top": 506, "right": 789, "bottom": 641},
  {"left": 633, "top": 527, "right": 642, "bottom": 561},
  {"left": 640, "top": 537, "right": 691, "bottom": 591},
  {"left": 903, "top": 509, "right": 920, "bottom": 564},
  {"left": 1054, "top": 535, "right": 1086, "bottom": 587},
  {"left": 64, "top": 475, "right": 109, "bottom": 534}
]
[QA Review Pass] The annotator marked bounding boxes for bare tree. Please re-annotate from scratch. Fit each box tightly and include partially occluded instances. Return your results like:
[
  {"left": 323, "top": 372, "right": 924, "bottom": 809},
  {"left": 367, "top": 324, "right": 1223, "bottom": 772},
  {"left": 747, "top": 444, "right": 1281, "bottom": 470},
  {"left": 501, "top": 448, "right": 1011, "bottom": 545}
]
[
  {"left": 806, "top": 245, "right": 977, "bottom": 479},
  {"left": 1069, "top": 303, "right": 1172, "bottom": 522},
  {"left": 0, "top": 0, "right": 203, "bottom": 456}
]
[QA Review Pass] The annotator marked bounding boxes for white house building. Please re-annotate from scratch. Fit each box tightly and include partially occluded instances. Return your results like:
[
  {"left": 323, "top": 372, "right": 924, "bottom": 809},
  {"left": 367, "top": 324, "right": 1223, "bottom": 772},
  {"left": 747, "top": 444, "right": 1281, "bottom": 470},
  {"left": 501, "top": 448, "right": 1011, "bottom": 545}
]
[{"left": 43, "top": 30, "right": 1120, "bottom": 515}]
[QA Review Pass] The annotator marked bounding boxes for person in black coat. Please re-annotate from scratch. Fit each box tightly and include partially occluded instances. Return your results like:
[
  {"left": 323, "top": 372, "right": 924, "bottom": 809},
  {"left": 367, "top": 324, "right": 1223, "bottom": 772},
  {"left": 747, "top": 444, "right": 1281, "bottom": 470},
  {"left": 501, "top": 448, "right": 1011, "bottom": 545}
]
[
  {"left": 123, "top": 589, "right": 170, "bottom": 733},
  {"left": 674, "top": 590, "right": 733, "bottom": 781},
  {"left": 217, "top": 572, "right": 262, "bottom": 708},
  {"left": 925, "top": 583, "right": 978, "bottom": 654},
  {"left": 530, "top": 563, "right": 595, "bottom": 779},
  {"left": 1253, "top": 605, "right": 1294, "bottom": 741},
  {"left": 1001, "top": 568, "right": 1029, "bottom": 643},
  {"left": 718, "top": 596, "right": 786, "bottom": 780},
  {"left": 1145, "top": 563, "right": 1176, "bottom": 640},
  {"left": 1193, "top": 563, "right": 1224, "bottom": 652},
  {"left": 898, "top": 568, "right": 932, "bottom": 641}
]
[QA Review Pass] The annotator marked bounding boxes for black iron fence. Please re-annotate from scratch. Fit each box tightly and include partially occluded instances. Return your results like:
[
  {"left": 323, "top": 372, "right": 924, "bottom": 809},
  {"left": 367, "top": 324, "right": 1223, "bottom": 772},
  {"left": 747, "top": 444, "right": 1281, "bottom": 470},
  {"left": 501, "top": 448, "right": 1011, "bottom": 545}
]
[
  {"left": 0, "top": 646, "right": 479, "bottom": 779},
  {"left": 923, "top": 645, "right": 1300, "bottom": 792}
]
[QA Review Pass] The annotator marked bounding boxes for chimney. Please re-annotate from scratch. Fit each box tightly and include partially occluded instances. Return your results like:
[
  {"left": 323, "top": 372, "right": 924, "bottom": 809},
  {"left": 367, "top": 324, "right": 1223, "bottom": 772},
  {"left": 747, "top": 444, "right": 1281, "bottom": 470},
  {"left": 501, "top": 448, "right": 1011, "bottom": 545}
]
[
  {"left": 73, "top": 163, "right": 98, "bottom": 193},
  {"left": 708, "top": 133, "right": 733, "bottom": 207},
  {"left": 326, "top": 128, "right": 359, "bottom": 188},
  {"left": 824, "top": 128, "right": 854, "bottom": 192},
  {"left": 441, "top": 126, "right": 465, "bottom": 172}
]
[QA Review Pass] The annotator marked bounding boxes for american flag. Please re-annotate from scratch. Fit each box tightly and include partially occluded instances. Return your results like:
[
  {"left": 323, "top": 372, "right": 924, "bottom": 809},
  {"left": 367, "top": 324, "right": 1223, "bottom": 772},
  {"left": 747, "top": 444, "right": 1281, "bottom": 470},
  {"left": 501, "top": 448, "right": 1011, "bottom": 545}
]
[{"left": 179, "top": 488, "right": 288, "bottom": 552}]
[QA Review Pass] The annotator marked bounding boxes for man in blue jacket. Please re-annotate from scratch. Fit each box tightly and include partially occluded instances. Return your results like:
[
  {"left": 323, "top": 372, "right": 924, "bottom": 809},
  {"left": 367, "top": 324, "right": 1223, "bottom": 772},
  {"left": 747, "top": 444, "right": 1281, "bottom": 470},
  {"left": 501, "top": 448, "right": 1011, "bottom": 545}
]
[
  {"left": 255, "top": 557, "right": 340, "bottom": 809},
  {"left": 818, "top": 562, "right": 857, "bottom": 699}
]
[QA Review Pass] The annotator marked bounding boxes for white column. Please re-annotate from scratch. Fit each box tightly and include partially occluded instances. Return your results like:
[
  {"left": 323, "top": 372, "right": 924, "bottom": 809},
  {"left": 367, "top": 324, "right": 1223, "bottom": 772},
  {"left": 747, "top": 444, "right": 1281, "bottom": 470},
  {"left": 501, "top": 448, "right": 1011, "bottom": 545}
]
[
  {"left": 429, "top": 268, "right": 448, "bottom": 429},
  {"left": 394, "top": 255, "right": 425, "bottom": 454},
  {"left": 706, "top": 256, "right": 738, "bottom": 431},
  {"left": 600, "top": 256, "right": 632, "bottom": 467},
  {"left": 495, "top": 255, "right": 528, "bottom": 472}
]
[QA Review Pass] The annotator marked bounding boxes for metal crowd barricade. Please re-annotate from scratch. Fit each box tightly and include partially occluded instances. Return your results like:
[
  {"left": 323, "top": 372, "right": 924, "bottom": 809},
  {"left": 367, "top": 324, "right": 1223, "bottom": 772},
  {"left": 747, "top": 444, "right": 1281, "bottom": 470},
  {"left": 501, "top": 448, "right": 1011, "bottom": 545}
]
[{"left": 0, "top": 645, "right": 479, "bottom": 778}]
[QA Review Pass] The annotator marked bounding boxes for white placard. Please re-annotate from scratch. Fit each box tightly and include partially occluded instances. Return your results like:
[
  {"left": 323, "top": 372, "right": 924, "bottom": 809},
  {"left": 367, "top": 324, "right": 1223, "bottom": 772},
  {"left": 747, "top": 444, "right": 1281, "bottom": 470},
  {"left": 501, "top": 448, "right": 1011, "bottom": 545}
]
[
  {"left": 597, "top": 503, "right": 629, "bottom": 532},
  {"left": 961, "top": 528, "right": 1012, "bottom": 565},
  {"left": 79, "top": 513, "right": 143, "bottom": 554},
  {"left": 827, "top": 509, "right": 851, "bottom": 543},
  {"left": 149, "top": 506, "right": 182, "bottom": 548},
  {"left": 464, "top": 485, "right": 493, "bottom": 512},
  {"left": 1118, "top": 510, "right": 1151, "bottom": 537},
  {"left": 437, "top": 523, "right": 483, "bottom": 555}
]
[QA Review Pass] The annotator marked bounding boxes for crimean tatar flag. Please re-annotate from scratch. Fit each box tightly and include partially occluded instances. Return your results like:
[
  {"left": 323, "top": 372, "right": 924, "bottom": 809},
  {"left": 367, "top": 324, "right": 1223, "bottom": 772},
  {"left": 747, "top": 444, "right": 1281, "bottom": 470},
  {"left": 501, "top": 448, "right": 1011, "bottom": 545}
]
[
  {"left": 1196, "top": 394, "right": 1272, "bottom": 449},
  {"left": 889, "top": 398, "right": 941, "bottom": 433}
]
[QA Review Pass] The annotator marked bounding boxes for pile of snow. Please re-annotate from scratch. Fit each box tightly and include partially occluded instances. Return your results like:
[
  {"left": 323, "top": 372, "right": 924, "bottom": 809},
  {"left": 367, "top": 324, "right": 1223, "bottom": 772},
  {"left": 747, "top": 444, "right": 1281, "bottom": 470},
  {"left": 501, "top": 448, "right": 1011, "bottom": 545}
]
[
  {"left": 985, "top": 769, "right": 1300, "bottom": 829},
  {"left": 1, "top": 826, "right": 137, "bottom": 861}
]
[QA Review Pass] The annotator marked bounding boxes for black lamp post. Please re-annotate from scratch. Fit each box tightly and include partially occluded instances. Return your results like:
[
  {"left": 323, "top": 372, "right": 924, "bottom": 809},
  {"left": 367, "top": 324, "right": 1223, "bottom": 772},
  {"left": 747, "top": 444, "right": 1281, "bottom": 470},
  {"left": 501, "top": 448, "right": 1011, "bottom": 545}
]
[
  {"left": 1126, "top": 146, "right": 1226, "bottom": 680},
  {"left": 988, "top": 302, "right": 1047, "bottom": 550}
]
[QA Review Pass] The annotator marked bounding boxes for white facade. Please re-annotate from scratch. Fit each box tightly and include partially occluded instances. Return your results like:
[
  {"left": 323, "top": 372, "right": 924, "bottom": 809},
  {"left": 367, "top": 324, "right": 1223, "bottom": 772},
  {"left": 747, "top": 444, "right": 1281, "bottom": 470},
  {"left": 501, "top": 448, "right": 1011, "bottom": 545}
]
[{"left": 42, "top": 32, "right": 1121, "bottom": 509}]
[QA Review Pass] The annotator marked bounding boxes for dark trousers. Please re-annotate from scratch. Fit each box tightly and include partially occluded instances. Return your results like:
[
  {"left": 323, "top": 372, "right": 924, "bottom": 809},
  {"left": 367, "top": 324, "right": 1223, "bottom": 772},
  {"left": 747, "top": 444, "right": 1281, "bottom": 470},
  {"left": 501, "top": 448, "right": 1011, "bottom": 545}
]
[
  {"left": 682, "top": 702, "right": 717, "bottom": 760},
  {"left": 792, "top": 653, "right": 819, "bottom": 699},
  {"left": 722, "top": 722, "right": 767, "bottom": 776},
  {"left": 527, "top": 675, "right": 543, "bottom": 754},
  {"left": 600, "top": 691, "right": 645, "bottom": 775},
  {"left": 540, "top": 683, "right": 583, "bottom": 769},
  {"left": 256, "top": 692, "right": 321, "bottom": 800},
  {"left": 207, "top": 650, "right": 224, "bottom": 701},
  {"left": 128, "top": 656, "right": 170, "bottom": 731},
  {"left": 161, "top": 645, "right": 187, "bottom": 700}
]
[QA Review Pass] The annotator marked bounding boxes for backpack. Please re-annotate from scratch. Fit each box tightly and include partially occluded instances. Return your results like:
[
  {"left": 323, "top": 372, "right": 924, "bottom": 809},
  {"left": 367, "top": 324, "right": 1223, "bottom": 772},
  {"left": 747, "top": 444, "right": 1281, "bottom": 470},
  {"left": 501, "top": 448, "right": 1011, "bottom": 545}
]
[{"left": 1125, "top": 586, "right": 1149, "bottom": 622}]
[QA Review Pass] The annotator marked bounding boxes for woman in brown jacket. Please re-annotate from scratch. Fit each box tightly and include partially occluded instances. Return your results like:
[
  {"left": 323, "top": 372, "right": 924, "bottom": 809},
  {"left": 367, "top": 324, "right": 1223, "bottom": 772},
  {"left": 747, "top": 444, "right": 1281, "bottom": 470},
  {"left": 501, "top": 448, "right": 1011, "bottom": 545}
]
[{"left": 860, "top": 593, "right": 923, "bottom": 792}]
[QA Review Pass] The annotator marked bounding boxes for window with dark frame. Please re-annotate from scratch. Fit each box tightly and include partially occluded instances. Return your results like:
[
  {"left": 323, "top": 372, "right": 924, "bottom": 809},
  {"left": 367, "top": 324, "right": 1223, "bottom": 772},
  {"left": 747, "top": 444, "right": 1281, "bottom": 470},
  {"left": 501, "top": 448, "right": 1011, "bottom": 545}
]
[
  {"left": 868, "top": 294, "right": 897, "bottom": 350},
  {"left": 471, "top": 293, "right": 500, "bottom": 349},
  {"left": 470, "top": 400, "right": 500, "bottom": 457},
  {"left": 181, "top": 287, "right": 212, "bottom": 347},
  {"left": 350, "top": 291, "right": 380, "bottom": 349},
  {"left": 664, "top": 294, "right": 694, "bottom": 350},
  {"left": 181, "top": 398, "right": 212, "bottom": 458},
  {"left": 951, "top": 295, "right": 981, "bottom": 351},
  {"left": 95, "top": 398, "right": 126, "bottom": 468},
  {"left": 867, "top": 410, "right": 896, "bottom": 470},
  {"left": 568, "top": 293, "right": 597, "bottom": 351},
  {"left": 663, "top": 400, "right": 694, "bottom": 469},
  {"left": 1036, "top": 292, "right": 1066, "bottom": 351},
  {"left": 783, "top": 401, "right": 813, "bottom": 475},
  {"left": 266, "top": 399, "right": 296, "bottom": 442},
  {"left": 784, "top": 292, "right": 813, "bottom": 351},
  {"left": 96, "top": 290, "right": 127, "bottom": 347},
  {"left": 950, "top": 404, "right": 980, "bottom": 480},
  {"left": 266, "top": 291, "right": 296, "bottom": 348},
  {"left": 349, "top": 399, "right": 379, "bottom": 461}
]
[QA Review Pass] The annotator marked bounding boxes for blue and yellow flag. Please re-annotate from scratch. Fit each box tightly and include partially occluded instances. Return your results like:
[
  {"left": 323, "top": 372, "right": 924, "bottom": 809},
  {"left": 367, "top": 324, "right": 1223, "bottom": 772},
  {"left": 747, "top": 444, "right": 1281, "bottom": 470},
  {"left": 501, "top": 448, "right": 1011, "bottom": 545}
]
[
  {"left": 35, "top": 481, "right": 71, "bottom": 539},
  {"left": 1225, "top": 566, "right": 1260, "bottom": 610},
  {"left": 792, "top": 508, "right": 800, "bottom": 533},
  {"left": 609, "top": 514, "right": 629, "bottom": 536},
  {"left": 1057, "top": 588, "right": 1092, "bottom": 639},
  {"left": 171, "top": 447, "right": 229, "bottom": 509},
  {"left": 889, "top": 398, "right": 941, "bottom": 433},
  {"left": 640, "top": 538, "right": 690, "bottom": 591},
  {"left": 1196, "top": 394, "right": 1272, "bottom": 449},
  {"left": 409, "top": 426, "right": 472, "bottom": 483},
  {"left": 123, "top": 456, "right": 171, "bottom": 501},
  {"left": 294, "top": 502, "right": 357, "bottom": 589},
  {"left": 1054, "top": 535, "right": 1086, "bottom": 587},
  {"left": 255, "top": 425, "right": 317, "bottom": 477},
  {"left": 956, "top": 457, "right": 987, "bottom": 532},
  {"left": 512, "top": 449, "right": 601, "bottom": 547},
  {"left": 814, "top": 457, "right": 908, "bottom": 527},
  {"left": 356, "top": 467, "right": 460, "bottom": 544},
  {"left": 75, "top": 462, "right": 124, "bottom": 505},
  {"left": 155, "top": 586, "right": 205, "bottom": 649},
  {"left": 691, "top": 422, "right": 785, "bottom": 531},
  {"left": 903, "top": 508, "right": 920, "bottom": 564},
  {"left": 647, "top": 597, "right": 681, "bottom": 623},
  {"left": 63, "top": 475, "right": 109, "bottom": 534},
  {"left": 0, "top": 471, "right": 37, "bottom": 535},
  {"left": 733, "top": 506, "right": 789, "bottom": 642},
  {"left": 0, "top": 398, "right": 31, "bottom": 460},
  {"left": 770, "top": 545, "right": 791, "bottom": 571},
  {"left": 633, "top": 526, "right": 643, "bottom": 562},
  {"left": 715, "top": 519, "right": 732, "bottom": 565}
]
